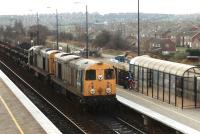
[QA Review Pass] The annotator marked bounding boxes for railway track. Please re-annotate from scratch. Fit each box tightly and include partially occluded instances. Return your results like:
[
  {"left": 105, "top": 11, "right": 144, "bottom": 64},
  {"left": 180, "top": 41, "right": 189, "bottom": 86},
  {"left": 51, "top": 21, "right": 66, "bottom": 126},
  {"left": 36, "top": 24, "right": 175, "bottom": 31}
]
[
  {"left": 113, "top": 117, "right": 145, "bottom": 134},
  {"left": 96, "top": 115, "right": 145, "bottom": 134},
  {"left": 0, "top": 59, "right": 121, "bottom": 134},
  {"left": 0, "top": 53, "right": 146, "bottom": 134},
  {"left": 0, "top": 60, "right": 87, "bottom": 134}
]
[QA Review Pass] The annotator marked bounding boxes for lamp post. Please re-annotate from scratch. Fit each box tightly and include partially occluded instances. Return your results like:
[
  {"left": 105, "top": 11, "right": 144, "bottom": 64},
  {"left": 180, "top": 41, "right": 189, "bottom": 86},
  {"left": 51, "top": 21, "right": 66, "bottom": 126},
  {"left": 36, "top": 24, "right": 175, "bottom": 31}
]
[
  {"left": 36, "top": 12, "right": 39, "bottom": 45},
  {"left": 137, "top": 0, "right": 140, "bottom": 56},
  {"left": 28, "top": 10, "right": 39, "bottom": 46},
  {"left": 86, "top": 5, "right": 89, "bottom": 58},
  {"left": 56, "top": 9, "right": 59, "bottom": 50},
  {"left": 47, "top": 7, "right": 59, "bottom": 50},
  {"left": 74, "top": 2, "right": 89, "bottom": 58},
  {"left": 182, "top": 32, "right": 185, "bottom": 47}
]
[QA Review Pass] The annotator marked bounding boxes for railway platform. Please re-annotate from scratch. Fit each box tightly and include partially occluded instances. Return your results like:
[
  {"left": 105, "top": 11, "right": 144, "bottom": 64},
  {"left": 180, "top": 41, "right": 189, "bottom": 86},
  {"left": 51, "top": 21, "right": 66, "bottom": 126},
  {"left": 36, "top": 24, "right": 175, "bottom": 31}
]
[
  {"left": 0, "top": 70, "right": 61, "bottom": 134},
  {"left": 117, "top": 86, "right": 200, "bottom": 134}
]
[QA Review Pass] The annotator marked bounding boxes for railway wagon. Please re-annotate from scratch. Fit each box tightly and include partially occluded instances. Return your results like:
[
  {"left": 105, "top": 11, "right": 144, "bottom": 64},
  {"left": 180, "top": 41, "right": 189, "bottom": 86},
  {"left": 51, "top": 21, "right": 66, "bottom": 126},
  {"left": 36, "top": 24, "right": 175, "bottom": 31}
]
[
  {"left": 45, "top": 50, "right": 60, "bottom": 74},
  {"left": 0, "top": 43, "right": 28, "bottom": 64},
  {"left": 28, "top": 46, "right": 53, "bottom": 77},
  {"left": 40, "top": 48, "right": 52, "bottom": 71},
  {"left": 55, "top": 54, "right": 80, "bottom": 81},
  {"left": 28, "top": 46, "right": 44, "bottom": 67},
  {"left": 31, "top": 48, "right": 60, "bottom": 75},
  {"left": 54, "top": 52, "right": 72, "bottom": 77},
  {"left": 0, "top": 44, "right": 8, "bottom": 54}
]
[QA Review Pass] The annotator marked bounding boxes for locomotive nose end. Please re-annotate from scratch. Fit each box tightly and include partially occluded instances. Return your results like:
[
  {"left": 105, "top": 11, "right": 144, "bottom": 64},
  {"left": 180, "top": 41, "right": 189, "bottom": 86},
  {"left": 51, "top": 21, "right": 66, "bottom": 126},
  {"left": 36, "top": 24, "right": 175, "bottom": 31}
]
[{"left": 97, "top": 87, "right": 103, "bottom": 95}]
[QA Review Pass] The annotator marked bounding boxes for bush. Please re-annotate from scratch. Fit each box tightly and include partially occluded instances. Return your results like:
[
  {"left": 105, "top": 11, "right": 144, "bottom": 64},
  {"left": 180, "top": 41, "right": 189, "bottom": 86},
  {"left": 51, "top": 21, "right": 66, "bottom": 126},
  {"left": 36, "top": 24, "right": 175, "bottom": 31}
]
[
  {"left": 186, "top": 49, "right": 200, "bottom": 56},
  {"left": 93, "top": 30, "right": 111, "bottom": 47},
  {"left": 93, "top": 30, "right": 130, "bottom": 50},
  {"left": 59, "top": 32, "right": 74, "bottom": 41},
  {"left": 174, "top": 52, "right": 187, "bottom": 61}
]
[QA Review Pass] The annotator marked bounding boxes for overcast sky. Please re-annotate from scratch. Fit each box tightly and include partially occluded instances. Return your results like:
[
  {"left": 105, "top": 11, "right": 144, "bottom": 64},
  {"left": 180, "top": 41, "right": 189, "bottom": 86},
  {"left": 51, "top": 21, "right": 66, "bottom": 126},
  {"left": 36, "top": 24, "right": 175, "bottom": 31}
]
[{"left": 0, "top": 0, "right": 200, "bottom": 15}]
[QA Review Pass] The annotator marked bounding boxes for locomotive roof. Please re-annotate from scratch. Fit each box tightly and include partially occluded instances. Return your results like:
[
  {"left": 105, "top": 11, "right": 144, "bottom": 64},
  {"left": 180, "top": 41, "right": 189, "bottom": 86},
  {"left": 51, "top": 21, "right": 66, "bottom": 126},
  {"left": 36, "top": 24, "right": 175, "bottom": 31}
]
[
  {"left": 30, "top": 46, "right": 45, "bottom": 54},
  {"left": 40, "top": 48, "right": 52, "bottom": 56},
  {"left": 130, "top": 55, "right": 200, "bottom": 77},
  {"left": 70, "top": 58, "right": 100, "bottom": 70},
  {"left": 28, "top": 45, "right": 44, "bottom": 51},
  {"left": 46, "top": 50, "right": 60, "bottom": 55},
  {"left": 40, "top": 48, "right": 52, "bottom": 53},
  {"left": 57, "top": 55, "right": 80, "bottom": 63},
  {"left": 54, "top": 52, "right": 69, "bottom": 58}
]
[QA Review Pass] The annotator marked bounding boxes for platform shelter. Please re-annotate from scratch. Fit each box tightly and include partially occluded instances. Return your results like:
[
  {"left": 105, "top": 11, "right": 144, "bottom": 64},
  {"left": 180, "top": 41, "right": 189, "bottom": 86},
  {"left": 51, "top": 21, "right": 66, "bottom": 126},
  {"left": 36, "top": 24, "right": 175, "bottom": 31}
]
[{"left": 129, "top": 55, "right": 200, "bottom": 108}]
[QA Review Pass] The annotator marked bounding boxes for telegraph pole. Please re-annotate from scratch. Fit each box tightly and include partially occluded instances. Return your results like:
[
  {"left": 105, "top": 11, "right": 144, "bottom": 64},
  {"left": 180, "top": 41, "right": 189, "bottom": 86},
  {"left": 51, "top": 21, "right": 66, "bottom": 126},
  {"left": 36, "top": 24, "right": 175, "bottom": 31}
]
[
  {"left": 36, "top": 12, "right": 39, "bottom": 45},
  {"left": 86, "top": 5, "right": 89, "bottom": 58},
  {"left": 56, "top": 9, "right": 59, "bottom": 50},
  {"left": 74, "top": 1, "right": 89, "bottom": 58},
  {"left": 137, "top": 0, "right": 140, "bottom": 56}
]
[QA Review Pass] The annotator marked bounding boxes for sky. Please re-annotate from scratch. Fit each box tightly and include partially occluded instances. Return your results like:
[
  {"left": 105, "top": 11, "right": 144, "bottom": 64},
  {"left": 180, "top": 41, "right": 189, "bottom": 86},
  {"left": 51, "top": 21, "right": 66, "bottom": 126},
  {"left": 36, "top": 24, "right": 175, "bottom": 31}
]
[{"left": 0, "top": 0, "right": 200, "bottom": 15}]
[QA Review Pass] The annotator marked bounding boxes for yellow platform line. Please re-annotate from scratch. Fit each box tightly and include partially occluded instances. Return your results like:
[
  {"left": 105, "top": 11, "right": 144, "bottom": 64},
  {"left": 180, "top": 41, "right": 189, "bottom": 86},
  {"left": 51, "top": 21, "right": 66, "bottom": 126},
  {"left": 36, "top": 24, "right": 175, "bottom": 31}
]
[{"left": 0, "top": 96, "right": 24, "bottom": 134}]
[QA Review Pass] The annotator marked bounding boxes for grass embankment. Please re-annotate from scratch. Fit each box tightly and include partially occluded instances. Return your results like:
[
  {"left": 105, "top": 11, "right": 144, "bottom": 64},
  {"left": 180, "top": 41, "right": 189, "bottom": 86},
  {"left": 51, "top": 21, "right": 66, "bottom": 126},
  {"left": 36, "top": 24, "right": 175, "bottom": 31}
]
[{"left": 103, "top": 49, "right": 125, "bottom": 56}]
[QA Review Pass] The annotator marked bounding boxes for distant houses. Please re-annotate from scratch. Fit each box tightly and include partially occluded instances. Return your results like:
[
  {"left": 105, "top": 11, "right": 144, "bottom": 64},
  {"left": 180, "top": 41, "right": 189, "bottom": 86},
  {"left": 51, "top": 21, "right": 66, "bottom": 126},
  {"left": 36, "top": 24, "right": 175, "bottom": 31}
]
[
  {"left": 191, "top": 32, "right": 200, "bottom": 49},
  {"left": 147, "top": 38, "right": 176, "bottom": 55},
  {"left": 140, "top": 24, "right": 200, "bottom": 56},
  {"left": 178, "top": 31, "right": 200, "bottom": 49},
  {"left": 177, "top": 26, "right": 200, "bottom": 48}
]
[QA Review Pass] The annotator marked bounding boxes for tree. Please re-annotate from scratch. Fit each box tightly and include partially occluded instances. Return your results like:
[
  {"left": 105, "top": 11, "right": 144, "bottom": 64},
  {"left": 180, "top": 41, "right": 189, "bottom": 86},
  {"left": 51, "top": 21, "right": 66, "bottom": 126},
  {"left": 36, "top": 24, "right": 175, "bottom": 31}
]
[
  {"left": 76, "top": 33, "right": 86, "bottom": 42},
  {"left": 109, "top": 31, "right": 129, "bottom": 50},
  {"left": 13, "top": 21, "right": 25, "bottom": 36},
  {"left": 0, "top": 20, "right": 26, "bottom": 44},
  {"left": 13, "top": 21, "right": 27, "bottom": 44},
  {"left": 59, "top": 32, "right": 74, "bottom": 41},
  {"left": 93, "top": 30, "right": 111, "bottom": 47},
  {"left": 28, "top": 24, "right": 50, "bottom": 45},
  {"left": 3, "top": 25, "right": 14, "bottom": 43},
  {"left": 0, "top": 26, "right": 4, "bottom": 40},
  {"left": 93, "top": 30, "right": 130, "bottom": 50},
  {"left": 141, "top": 38, "right": 151, "bottom": 52}
]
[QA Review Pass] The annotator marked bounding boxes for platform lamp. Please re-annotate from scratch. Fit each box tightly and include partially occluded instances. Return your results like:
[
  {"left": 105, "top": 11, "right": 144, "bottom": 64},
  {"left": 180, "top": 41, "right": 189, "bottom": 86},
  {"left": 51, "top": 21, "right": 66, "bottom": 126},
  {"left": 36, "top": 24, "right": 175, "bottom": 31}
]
[
  {"left": 74, "top": 1, "right": 89, "bottom": 58},
  {"left": 47, "top": 7, "right": 59, "bottom": 50},
  {"left": 137, "top": 0, "right": 140, "bottom": 56},
  {"left": 28, "top": 10, "right": 39, "bottom": 46},
  {"left": 36, "top": 12, "right": 39, "bottom": 45}
]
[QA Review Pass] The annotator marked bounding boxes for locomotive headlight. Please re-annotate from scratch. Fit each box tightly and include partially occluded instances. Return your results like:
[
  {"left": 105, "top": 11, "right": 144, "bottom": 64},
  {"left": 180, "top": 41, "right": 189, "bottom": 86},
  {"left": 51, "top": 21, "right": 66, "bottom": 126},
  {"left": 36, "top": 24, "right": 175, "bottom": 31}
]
[
  {"left": 90, "top": 88, "right": 95, "bottom": 95},
  {"left": 106, "top": 88, "right": 112, "bottom": 94},
  {"left": 98, "top": 75, "right": 103, "bottom": 81}
]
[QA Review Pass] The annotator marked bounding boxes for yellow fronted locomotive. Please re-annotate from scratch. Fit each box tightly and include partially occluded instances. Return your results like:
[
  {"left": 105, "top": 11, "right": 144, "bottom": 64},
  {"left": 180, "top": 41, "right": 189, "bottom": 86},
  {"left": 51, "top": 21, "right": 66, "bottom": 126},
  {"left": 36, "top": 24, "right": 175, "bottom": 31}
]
[{"left": 28, "top": 46, "right": 116, "bottom": 104}]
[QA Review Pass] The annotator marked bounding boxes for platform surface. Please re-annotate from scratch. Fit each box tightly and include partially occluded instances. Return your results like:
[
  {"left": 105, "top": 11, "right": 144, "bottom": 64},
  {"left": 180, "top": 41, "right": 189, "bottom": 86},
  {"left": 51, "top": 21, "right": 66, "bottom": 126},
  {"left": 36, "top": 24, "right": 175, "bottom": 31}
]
[
  {"left": 0, "top": 70, "right": 61, "bottom": 134},
  {"left": 117, "top": 86, "right": 200, "bottom": 134}
]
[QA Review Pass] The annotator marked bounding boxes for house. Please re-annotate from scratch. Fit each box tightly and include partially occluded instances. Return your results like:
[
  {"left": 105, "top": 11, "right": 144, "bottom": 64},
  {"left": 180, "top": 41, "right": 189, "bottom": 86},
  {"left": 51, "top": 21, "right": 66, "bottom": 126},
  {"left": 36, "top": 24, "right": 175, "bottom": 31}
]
[
  {"left": 148, "top": 38, "right": 176, "bottom": 55},
  {"left": 180, "top": 32, "right": 195, "bottom": 47},
  {"left": 191, "top": 32, "right": 200, "bottom": 49},
  {"left": 125, "top": 35, "right": 137, "bottom": 47},
  {"left": 161, "top": 30, "right": 171, "bottom": 39},
  {"left": 177, "top": 26, "right": 200, "bottom": 47}
]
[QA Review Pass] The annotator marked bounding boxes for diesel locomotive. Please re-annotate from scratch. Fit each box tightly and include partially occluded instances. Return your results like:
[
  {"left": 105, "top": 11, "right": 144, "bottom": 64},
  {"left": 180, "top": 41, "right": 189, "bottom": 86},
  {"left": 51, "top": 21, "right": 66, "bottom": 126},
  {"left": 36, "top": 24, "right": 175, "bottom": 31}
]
[{"left": 27, "top": 46, "right": 117, "bottom": 105}]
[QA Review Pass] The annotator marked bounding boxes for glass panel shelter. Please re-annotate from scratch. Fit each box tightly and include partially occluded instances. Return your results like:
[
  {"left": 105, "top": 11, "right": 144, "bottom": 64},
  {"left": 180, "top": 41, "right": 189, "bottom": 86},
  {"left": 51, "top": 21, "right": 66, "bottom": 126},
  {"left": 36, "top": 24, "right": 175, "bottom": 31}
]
[{"left": 129, "top": 55, "right": 200, "bottom": 108}]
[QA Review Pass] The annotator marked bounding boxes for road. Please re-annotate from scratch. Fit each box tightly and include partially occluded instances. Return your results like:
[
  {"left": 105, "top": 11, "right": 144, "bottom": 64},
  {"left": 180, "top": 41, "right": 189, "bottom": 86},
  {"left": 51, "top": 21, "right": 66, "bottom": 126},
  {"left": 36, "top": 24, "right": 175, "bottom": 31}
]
[{"left": 48, "top": 41, "right": 116, "bottom": 59}]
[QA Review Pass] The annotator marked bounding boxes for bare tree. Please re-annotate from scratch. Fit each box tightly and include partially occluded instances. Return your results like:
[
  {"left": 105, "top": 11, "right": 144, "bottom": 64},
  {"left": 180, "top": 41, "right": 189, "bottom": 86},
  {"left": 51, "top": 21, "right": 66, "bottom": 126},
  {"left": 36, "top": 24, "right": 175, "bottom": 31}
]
[
  {"left": 59, "top": 32, "right": 74, "bottom": 41},
  {"left": 28, "top": 24, "right": 50, "bottom": 45},
  {"left": 93, "top": 30, "right": 130, "bottom": 50},
  {"left": 93, "top": 30, "right": 111, "bottom": 47}
]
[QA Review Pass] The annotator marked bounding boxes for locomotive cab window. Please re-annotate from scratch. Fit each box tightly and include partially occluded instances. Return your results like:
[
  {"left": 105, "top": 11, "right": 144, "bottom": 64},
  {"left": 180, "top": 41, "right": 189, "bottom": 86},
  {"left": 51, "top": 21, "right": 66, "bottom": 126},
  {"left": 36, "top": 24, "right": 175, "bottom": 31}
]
[
  {"left": 105, "top": 69, "right": 114, "bottom": 79},
  {"left": 85, "top": 70, "right": 96, "bottom": 80}
]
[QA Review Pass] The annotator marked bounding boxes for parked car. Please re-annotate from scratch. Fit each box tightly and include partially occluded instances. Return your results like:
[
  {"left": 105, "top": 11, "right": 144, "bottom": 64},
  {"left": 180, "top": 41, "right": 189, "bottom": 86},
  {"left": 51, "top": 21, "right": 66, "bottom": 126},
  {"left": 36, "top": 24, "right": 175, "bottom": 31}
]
[{"left": 114, "top": 55, "right": 125, "bottom": 62}]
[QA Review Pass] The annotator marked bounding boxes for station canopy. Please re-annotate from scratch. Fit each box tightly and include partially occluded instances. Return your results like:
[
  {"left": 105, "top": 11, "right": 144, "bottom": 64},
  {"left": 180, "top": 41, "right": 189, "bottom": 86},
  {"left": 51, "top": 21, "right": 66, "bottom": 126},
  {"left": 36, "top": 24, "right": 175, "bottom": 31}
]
[{"left": 130, "top": 55, "right": 200, "bottom": 77}]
